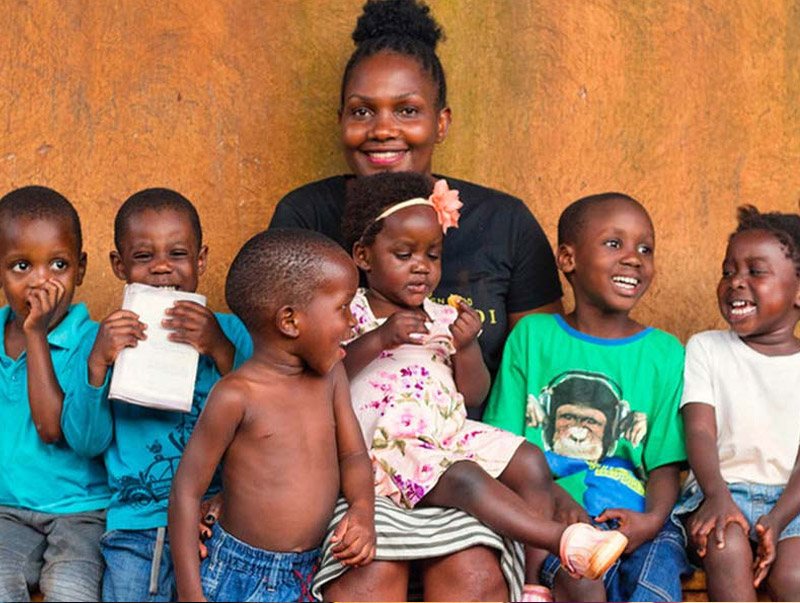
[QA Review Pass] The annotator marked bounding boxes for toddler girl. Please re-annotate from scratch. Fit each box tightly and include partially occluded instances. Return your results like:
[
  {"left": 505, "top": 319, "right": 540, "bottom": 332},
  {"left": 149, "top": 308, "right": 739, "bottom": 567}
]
[
  {"left": 340, "top": 171, "right": 629, "bottom": 592},
  {"left": 677, "top": 205, "right": 800, "bottom": 601}
]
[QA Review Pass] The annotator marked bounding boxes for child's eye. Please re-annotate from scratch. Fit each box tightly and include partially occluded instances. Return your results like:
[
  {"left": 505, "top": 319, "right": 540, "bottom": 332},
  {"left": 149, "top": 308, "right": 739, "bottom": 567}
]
[
  {"left": 427, "top": 252, "right": 440, "bottom": 261},
  {"left": 604, "top": 239, "right": 621, "bottom": 249},
  {"left": 721, "top": 268, "right": 734, "bottom": 278},
  {"left": 170, "top": 249, "right": 189, "bottom": 258},
  {"left": 394, "top": 252, "right": 411, "bottom": 260},
  {"left": 11, "top": 260, "right": 30, "bottom": 273},
  {"left": 749, "top": 268, "right": 766, "bottom": 276},
  {"left": 637, "top": 244, "right": 653, "bottom": 255},
  {"left": 50, "top": 259, "right": 68, "bottom": 271},
  {"left": 351, "top": 107, "right": 372, "bottom": 119}
]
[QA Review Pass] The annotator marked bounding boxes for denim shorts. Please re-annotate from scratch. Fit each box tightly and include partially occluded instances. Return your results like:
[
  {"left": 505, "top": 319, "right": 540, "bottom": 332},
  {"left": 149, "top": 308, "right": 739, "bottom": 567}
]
[
  {"left": 540, "top": 517, "right": 691, "bottom": 602},
  {"left": 101, "top": 527, "right": 175, "bottom": 602},
  {"left": 672, "top": 482, "right": 800, "bottom": 542},
  {"left": 201, "top": 523, "right": 320, "bottom": 602}
]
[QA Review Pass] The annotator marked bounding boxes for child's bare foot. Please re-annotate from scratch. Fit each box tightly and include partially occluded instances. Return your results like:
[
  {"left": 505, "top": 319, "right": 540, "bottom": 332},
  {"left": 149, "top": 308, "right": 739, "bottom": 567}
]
[
  {"left": 559, "top": 523, "right": 628, "bottom": 580},
  {"left": 520, "top": 583, "right": 554, "bottom": 602}
]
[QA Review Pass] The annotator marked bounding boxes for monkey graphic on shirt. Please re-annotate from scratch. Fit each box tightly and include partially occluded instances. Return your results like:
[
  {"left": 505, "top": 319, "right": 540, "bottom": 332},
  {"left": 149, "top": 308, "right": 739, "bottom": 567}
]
[{"left": 526, "top": 370, "right": 649, "bottom": 514}]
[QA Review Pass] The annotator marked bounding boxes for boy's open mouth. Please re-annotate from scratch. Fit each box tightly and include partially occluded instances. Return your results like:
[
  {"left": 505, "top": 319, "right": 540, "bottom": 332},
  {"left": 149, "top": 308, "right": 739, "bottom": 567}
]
[{"left": 611, "top": 275, "right": 639, "bottom": 291}]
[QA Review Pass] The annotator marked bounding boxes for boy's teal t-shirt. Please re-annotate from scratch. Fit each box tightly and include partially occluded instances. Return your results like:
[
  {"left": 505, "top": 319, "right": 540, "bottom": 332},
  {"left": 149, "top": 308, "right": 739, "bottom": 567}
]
[
  {"left": 0, "top": 303, "right": 112, "bottom": 514},
  {"left": 94, "top": 312, "right": 253, "bottom": 531},
  {"left": 484, "top": 314, "right": 686, "bottom": 516}
]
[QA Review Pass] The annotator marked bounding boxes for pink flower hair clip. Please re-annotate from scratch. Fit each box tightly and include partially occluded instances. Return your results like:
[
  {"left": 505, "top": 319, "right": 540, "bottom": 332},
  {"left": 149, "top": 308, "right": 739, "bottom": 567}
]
[{"left": 373, "top": 179, "right": 463, "bottom": 234}]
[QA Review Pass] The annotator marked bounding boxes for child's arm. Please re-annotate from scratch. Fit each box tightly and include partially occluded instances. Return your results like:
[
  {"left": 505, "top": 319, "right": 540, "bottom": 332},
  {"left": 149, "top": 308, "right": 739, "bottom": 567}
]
[
  {"left": 343, "top": 309, "right": 429, "bottom": 377},
  {"left": 450, "top": 301, "right": 490, "bottom": 406},
  {"left": 596, "top": 463, "right": 681, "bottom": 552},
  {"left": 753, "top": 444, "right": 800, "bottom": 587},
  {"left": 87, "top": 309, "right": 147, "bottom": 387},
  {"left": 169, "top": 381, "right": 245, "bottom": 602},
  {"left": 682, "top": 402, "right": 749, "bottom": 557},
  {"left": 329, "top": 363, "right": 376, "bottom": 567},
  {"left": 163, "top": 301, "right": 236, "bottom": 375},
  {"left": 24, "top": 279, "right": 68, "bottom": 443}
]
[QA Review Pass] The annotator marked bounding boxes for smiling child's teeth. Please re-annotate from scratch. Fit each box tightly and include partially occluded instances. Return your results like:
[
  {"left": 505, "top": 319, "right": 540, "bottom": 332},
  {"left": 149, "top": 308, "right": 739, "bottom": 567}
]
[{"left": 612, "top": 276, "right": 638, "bottom": 287}]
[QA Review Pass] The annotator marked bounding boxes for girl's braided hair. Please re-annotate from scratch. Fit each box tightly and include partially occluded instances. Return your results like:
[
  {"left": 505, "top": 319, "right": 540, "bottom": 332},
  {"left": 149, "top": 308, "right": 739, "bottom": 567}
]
[{"left": 734, "top": 204, "right": 800, "bottom": 276}]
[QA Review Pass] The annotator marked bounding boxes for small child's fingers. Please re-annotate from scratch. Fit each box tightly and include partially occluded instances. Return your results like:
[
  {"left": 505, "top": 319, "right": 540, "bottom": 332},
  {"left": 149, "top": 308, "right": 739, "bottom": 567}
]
[{"left": 343, "top": 542, "right": 374, "bottom": 567}]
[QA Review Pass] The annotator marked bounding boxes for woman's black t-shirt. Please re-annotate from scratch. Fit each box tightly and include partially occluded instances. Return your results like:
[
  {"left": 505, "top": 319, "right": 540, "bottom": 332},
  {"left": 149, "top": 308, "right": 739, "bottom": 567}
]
[{"left": 269, "top": 175, "right": 562, "bottom": 416}]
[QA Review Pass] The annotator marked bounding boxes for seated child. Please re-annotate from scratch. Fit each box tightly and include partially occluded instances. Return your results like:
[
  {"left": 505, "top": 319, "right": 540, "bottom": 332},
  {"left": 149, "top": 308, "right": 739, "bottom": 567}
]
[
  {"left": 485, "top": 192, "right": 691, "bottom": 602},
  {"left": 85, "top": 188, "right": 253, "bottom": 602},
  {"left": 0, "top": 186, "right": 110, "bottom": 602},
  {"left": 168, "top": 228, "right": 376, "bottom": 602},
  {"left": 324, "top": 172, "right": 627, "bottom": 598},
  {"left": 676, "top": 205, "right": 800, "bottom": 601}
]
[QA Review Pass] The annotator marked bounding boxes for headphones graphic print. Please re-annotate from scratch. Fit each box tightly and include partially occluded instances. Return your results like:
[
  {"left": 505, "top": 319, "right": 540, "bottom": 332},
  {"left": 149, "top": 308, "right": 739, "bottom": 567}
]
[{"left": 539, "top": 369, "right": 630, "bottom": 454}]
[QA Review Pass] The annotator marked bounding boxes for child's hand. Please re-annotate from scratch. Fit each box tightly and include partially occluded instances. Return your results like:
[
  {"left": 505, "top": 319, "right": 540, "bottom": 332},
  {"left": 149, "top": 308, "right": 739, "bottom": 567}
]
[
  {"left": 449, "top": 301, "right": 483, "bottom": 351},
  {"left": 753, "top": 514, "right": 779, "bottom": 587},
  {"left": 330, "top": 504, "right": 376, "bottom": 567},
  {"left": 377, "top": 309, "right": 429, "bottom": 349},
  {"left": 687, "top": 492, "right": 750, "bottom": 557},
  {"left": 197, "top": 493, "right": 223, "bottom": 560},
  {"left": 163, "top": 301, "right": 235, "bottom": 373},
  {"left": 88, "top": 310, "right": 147, "bottom": 385},
  {"left": 23, "top": 279, "right": 65, "bottom": 334},
  {"left": 595, "top": 508, "right": 661, "bottom": 553}
]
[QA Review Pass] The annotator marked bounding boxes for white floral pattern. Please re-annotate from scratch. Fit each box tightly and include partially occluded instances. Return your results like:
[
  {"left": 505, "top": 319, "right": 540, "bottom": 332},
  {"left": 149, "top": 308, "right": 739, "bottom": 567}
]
[{"left": 350, "top": 289, "right": 524, "bottom": 508}]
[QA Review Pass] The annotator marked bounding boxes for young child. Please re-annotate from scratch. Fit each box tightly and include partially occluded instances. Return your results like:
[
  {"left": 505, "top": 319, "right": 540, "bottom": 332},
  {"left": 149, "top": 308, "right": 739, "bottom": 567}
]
[
  {"left": 0, "top": 186, "right": 110, "bottom": 602},
  {"left": 168, "top": 228, "right": 376, "bottom": 602},
  {"left": 85, "top": 188, "right": 254, "bottom": 601},
  {"left": 334, "top": 171, "right": 627, "bottom": 597},
  {"left": 485, "top": 192, "right": 691, "bottom": 602},
  {"left": 676, "top": 205, "right": 800, "bottom": 601}
]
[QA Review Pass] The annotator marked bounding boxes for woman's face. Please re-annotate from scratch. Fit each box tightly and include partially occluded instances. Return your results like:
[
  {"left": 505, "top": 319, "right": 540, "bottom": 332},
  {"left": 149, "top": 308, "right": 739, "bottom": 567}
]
[{"left": 340, "top": 51, "right": 451, "bottom": 177}]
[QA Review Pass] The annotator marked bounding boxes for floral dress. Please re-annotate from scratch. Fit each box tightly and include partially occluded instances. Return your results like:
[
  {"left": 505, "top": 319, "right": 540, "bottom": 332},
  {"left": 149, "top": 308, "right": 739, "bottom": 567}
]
[{"left": 349, "top": 289, "right": 525, "bottom": 509}]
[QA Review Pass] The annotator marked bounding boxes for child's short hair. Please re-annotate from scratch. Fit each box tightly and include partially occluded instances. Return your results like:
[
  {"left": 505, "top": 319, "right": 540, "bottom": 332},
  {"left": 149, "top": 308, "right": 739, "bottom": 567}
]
[
  {"left": 733, "top": 204, "right": 800, "bottom": 276},
  {"left": 342, "top": 0, "right": 447, "bottom": 110},
  {"left": 558, "top": 192, "right": 646, "bottom": 246},
  {"left": 341, "top": 171, "right": 433, "bottom": 250},
  {"left": 0, "top": 185, "right": 82, "bottom": 251},
  {"left": 226, "top": 228, "right": 348, "bottom": 331},
  {"left": 114, "top": 188, "right": 202, "bottom": 251}
]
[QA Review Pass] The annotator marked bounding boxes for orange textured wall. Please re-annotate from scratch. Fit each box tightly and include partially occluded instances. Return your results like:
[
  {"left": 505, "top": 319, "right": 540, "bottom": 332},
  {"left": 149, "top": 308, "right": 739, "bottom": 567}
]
[{"left": 1, "top": 1, "right": 799, "bottom": 341}]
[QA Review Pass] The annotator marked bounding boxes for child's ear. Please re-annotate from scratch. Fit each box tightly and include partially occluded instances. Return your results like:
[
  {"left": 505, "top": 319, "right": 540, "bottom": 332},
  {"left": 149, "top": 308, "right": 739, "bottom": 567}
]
[
  {"left": 276, "top": 305, "right": 300, "bottom": 338},
  {"left": 109, "top": 250, "right": 128, "bottom": 281},
  {"left": 196, "top": 244, "right": 209, "bottom": 276},
  {"left": 75, "top": 252, "right": 87, "bottom": 286},
  {"left": 556, "top": 243, "right": 576, "bottom": 275},
  {"left": 352, "top": 240, "right": 371, "bottom": 272},
  {"left": 435, "top": 107, "right": 452, "bottom": 144}
]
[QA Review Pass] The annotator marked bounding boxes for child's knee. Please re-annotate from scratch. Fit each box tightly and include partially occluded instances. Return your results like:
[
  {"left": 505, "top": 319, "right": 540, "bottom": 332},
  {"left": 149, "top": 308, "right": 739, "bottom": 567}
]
[{"left": 766, "top": 547, "right": 800, "bottom": 599}]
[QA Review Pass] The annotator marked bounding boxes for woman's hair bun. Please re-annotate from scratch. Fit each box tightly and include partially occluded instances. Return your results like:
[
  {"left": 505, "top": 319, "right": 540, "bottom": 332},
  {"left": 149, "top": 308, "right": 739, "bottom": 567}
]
[{"left": 352, "top": 0, "right": 443, "bottom": 50}]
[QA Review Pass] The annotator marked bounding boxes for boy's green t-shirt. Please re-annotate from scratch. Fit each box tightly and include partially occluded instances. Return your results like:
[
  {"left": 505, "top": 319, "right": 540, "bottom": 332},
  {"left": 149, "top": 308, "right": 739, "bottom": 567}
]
[{"left": 484, "top": 314, "right": 686, "bottom": 516}]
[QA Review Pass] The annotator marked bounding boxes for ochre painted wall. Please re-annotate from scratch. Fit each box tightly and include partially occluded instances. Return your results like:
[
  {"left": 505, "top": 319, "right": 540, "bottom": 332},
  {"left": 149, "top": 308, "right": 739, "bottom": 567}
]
[{"left": 2, "top": 1, "right": 799, "bottom": 341}]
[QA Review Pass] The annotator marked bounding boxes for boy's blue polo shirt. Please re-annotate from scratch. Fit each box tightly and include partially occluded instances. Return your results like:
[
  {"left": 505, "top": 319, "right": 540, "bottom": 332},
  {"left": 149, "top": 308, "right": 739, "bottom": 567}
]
[
  {"left": 97, "top": 312, "right": 253, "bottom": 532},
  {"left": 0, "top": 303, "right": 111, "bottom": 514}
]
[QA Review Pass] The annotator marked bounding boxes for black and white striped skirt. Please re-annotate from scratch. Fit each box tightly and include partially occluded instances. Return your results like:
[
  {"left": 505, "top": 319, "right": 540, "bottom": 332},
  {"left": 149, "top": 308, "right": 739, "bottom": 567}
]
[{"left": 312, "top": 496, "right": 524, "bottom": 601}]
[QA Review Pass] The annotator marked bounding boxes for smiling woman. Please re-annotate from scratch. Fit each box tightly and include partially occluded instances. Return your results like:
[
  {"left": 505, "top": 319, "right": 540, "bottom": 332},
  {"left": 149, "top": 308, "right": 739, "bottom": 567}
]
[{"left": 268, "top": 0, "right": 564, "bottom": 599}]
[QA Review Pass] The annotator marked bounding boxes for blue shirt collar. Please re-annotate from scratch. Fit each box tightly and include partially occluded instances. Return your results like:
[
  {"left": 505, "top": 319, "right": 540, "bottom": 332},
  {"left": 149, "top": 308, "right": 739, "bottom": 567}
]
[
  {"left": 0, "top": 303, "right": 90, "bottom": 353},
  {"left": 554, "top": 313, "right": 653, "bottom": 346}
]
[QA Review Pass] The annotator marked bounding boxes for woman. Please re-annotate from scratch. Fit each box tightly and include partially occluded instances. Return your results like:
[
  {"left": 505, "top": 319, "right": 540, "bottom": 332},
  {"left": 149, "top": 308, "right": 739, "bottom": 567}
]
[{"left": 269, "top": 0, "right": 562, "bottom": 599}]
